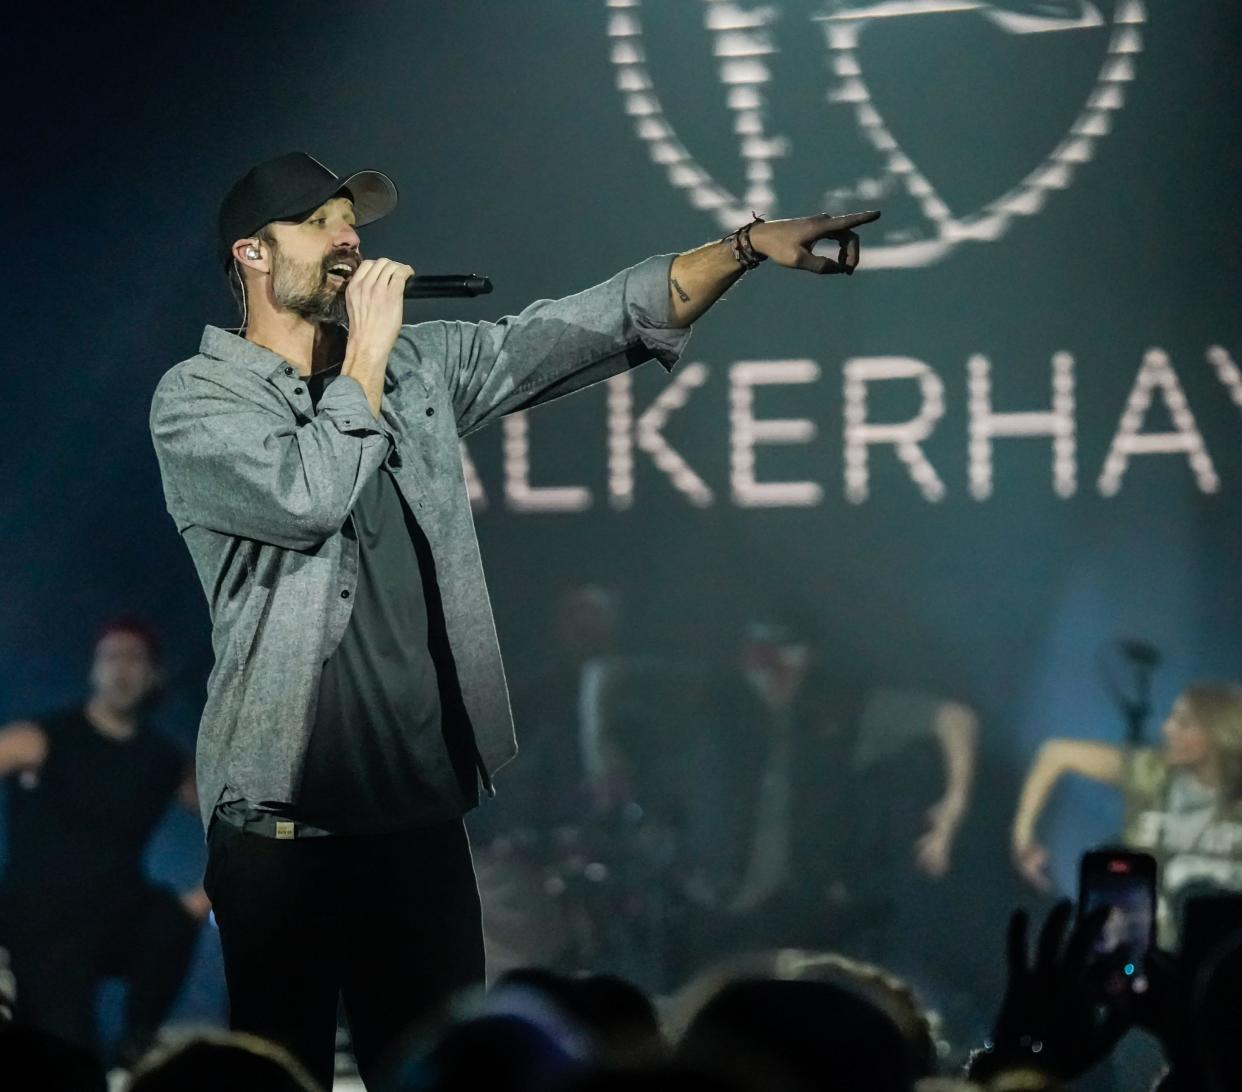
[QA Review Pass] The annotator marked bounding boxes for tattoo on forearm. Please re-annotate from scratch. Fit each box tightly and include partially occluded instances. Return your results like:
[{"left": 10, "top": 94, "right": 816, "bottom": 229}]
[{"left": 671, "top": 277, "right": 691, "bottom": 303}]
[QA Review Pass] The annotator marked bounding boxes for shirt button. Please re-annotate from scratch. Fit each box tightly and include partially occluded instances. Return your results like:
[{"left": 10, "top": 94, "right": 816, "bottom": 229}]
[
  {"left": 340, "top": 590, "right": 350, "bottom": 599},
  {"left": 294, "top": 386, "right": 304, "bottom": 395},
  {"left": 284, "top": 366, "right": 295, "bottom": 376},
  {"left": 426, "top": 407, "right": 435, "bottom": 417}
]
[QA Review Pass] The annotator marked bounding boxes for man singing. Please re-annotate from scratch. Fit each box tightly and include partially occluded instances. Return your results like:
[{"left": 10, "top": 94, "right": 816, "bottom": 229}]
[{"left": 149, "top": 151, "right": 878, "bottom": 1087}]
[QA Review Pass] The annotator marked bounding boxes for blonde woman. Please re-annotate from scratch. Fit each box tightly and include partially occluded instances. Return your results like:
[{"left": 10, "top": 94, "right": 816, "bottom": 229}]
[{"left": 1011, "top": 682, "right": 1242, "bottom": 943}]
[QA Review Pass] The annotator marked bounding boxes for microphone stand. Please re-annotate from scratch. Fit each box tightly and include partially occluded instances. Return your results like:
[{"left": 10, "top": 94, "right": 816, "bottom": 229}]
[
  {"left": 1122, "top": 658, "right": 1154, "bottom": 747},
  {"left": 1100, "top": 640, "right": 1161, "bottom": 747}
]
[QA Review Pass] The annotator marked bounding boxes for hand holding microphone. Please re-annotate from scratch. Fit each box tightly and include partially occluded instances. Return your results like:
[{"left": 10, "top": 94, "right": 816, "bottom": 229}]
[
  {"left": 341, "top": 258, "right": 415, "bottom": 418},
  {"left": 339, "top": 257, "right": 494, "bottom": 418},
  {"left": 345, "top": 258, "right": 415, "bottom": 363}
]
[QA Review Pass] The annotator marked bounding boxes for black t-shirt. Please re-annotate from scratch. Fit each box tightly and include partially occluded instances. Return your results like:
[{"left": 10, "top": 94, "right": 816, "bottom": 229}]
[
  {"left": 2, "top": 707, "right": 186, "bottom": 910},
  {"left": 290, "top": 366, "right": 479, "bottom": 834},
  {"left": 694, "top": 666, "right": 862, "bottom": 901}
]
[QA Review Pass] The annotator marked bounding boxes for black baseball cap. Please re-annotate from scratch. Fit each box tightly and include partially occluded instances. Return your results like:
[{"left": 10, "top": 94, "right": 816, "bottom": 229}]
[{"left": 217, "top": 152, "right": 398, "bottom": 270}]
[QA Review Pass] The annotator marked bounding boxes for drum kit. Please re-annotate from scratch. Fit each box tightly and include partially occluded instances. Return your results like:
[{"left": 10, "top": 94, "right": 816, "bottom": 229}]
[{"left": 475, "top": 803, "right": 688, "bottom": 991}]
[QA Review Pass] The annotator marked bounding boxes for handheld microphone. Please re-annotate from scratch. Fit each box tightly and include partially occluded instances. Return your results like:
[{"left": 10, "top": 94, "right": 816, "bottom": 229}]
[{"left": 404, "top": 275, "right": 493, "bottom": 299}]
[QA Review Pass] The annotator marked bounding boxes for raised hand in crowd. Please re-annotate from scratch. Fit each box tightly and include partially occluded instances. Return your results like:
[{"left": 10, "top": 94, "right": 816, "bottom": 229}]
[{"left": 967, "top": 899, "right": 1132, "bottom": 1085}]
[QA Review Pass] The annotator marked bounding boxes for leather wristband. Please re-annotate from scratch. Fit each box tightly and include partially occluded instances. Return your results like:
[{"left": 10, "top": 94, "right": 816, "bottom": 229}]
[{"left": 721, "top": 213, "right": 767, "bottom": 270}]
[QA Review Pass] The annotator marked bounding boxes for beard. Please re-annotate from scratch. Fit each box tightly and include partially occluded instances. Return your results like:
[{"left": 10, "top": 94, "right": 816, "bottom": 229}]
[{"left": 270, "top": 250, "right": 348, "bottom": 325}]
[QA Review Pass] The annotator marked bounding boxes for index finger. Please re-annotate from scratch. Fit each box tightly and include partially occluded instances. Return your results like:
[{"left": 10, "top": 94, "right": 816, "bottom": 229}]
[
  {"left": 345, "top": 258, "right": 377, "bottom": 293},
  {"left": 821, "top": 209, "right": 881, "bottom": 233},
  {"left": 380, "top": 262, "right": 416, "bottom": 296},
  {"left": 351, "top": 257, "right": 393, "bottom": 287}
]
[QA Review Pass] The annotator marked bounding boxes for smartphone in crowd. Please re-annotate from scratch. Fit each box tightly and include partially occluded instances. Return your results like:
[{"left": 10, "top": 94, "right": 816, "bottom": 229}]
[{"left": 1077, "top": 847, "right": 1157, "bottom": 996}]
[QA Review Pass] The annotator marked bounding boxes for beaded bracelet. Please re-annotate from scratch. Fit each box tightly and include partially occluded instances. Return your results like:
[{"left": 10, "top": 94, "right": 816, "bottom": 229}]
[{"left": 722, "top": 212, "right": 768, "bottom": 270}]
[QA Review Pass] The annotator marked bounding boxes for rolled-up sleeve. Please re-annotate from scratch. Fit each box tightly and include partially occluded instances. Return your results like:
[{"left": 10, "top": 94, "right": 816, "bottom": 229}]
[
  {"left": 400, "top": 253, "right": 693, "bottom": 437},
  {"left": 150, "top": 367, "right": 393, "bottom": 551}
]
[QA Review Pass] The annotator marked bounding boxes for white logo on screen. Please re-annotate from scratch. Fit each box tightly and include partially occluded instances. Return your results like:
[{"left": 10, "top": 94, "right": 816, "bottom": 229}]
[{"left": 607, "top": 1, "right": 1145, "bottom": 268}]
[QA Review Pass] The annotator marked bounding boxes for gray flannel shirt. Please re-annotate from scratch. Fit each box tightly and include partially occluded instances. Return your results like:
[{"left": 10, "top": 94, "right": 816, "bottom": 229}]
[{"left": 150, "top": 254, "right": 691, "bottom": 832}]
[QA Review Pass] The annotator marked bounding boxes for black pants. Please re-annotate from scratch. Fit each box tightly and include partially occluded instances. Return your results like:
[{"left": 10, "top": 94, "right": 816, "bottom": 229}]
[
  {"left": 205, "top": 816, "right": 485, "bottom": 1091},
  {"left": 1, "top": 881, "right": 200, "bottom": 1062}
]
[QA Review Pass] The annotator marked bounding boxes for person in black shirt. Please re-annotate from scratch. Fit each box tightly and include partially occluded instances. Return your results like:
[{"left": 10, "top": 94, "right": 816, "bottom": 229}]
[
  {"left": 675, "top": 611, "right": 866, "bottom": 977},
  {"left": 0, "top": 618, "right": 206, "bottom": 1065}
]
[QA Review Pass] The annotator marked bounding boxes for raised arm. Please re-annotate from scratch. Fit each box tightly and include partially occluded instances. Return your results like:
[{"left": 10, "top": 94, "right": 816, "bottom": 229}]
[
  {"left": 1011, "top": 739, "right": 1124, "bottom": 890},
  {"left": 915, "top": 701, "right": 979, "bottom": 878},
  {"left": 405, "top": 255, "right": 693, "bottom": 437},
  {"left": 0, "top": 720, "right": 48, "bottom": 779},
  {"left": 410, "top": 211, "right": 881, "bottom": 438},
  {"left": 666, "top": 210, "right": 881, "bottom": 327}
]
